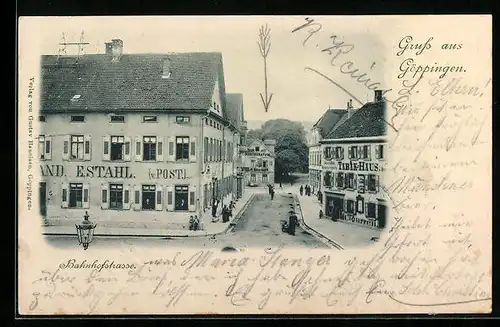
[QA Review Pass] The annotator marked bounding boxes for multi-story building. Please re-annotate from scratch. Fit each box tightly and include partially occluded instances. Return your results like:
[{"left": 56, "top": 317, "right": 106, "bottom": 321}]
[
  {"left": 241, "top": 139, "right": 276, "bottom": 187},
  {"left": 320, "top": 91, "right": 388, "bottom": 230},
  {"left": 38, "top": 39, "right": 246, "bottom": 230},
  {"left": 307, "top": 108, "right": 348, "bottom": 193}
]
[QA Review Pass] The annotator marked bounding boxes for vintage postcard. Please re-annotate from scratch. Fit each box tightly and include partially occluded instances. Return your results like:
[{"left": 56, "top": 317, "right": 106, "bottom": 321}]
[{"left": 17, "top": 15, "right": 492, "bottom": 315}]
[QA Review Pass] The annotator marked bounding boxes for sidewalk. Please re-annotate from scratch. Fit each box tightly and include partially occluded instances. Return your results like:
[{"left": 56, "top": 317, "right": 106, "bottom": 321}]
[
  {"left": 286, "top": 187, "right": 382, "bottom": 248},
  {"left": 43, "top": 190, "right": 259, "bottom": 238}
]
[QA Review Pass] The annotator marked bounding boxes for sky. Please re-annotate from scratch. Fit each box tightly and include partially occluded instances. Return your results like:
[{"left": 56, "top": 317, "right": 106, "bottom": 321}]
[{"left": 30, "top": 16, "right": 389, "bottom": 123}]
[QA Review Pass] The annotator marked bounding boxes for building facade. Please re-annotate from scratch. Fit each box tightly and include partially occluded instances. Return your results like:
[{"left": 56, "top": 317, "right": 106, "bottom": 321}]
[
  {"left": 241, "top": 139, "right": 276, "bottom": 187},
  {"left": 320, "top": 91, "right": 388, "bottom": 230},
  {"left": 38, "top": 39, "right": 246, "bottom": 230},
  {"left": 307, "top": 108, "right": 348, "bottom": 193}
]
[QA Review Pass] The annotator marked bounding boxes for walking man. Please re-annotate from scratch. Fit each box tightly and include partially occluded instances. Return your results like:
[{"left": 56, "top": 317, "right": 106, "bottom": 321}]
[
  {"left": 299, "top": 185, "right": 304, "bottom": 196},
  {"left": 270, "top": 187, "right": 275, "bottom": 200},
  {"left": 288, "top": 211, "right": 298, "bottom": 236}
]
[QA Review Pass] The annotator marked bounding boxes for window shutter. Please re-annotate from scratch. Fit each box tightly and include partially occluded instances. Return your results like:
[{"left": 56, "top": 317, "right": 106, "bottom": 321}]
[
  {"left": 358, "top": 146, "right": 363, "bottom": 160},
  {"left": 62, "top": 135, "right": 70, "bottom": 161},
  {"left": 188, "top": 185, "right": 196, "bottom": 212},
  {"left": 101, "top": 183, "right": 109, "bottom": 209},
  {"left": 157, "top": 136, "right": 164, "bottom": 162},
  {"left": 133, "top": 185, "right": 142, "bottom": 211},
  {"left": 102, "top": 136, "right": 110, "bottom": 161},
  {"left": 365, "top": 202, "right": 369, "bottom": 218},
  {"left": 83, "top": 183, "right": 90, "bottom": 208},
  {"left": 167, "top": 137, "right": 175, "bottom": 162},
  {"left": 44, "top": 136, "right": 52, "bottom": 160},
  {"left": 190, "top": 137, "right": 197, "bottom": 162},
  {"left": 375, "top": 145, "right": 380, "bottom": 159},
  {"left": 61, "top": 182, "right": 69, "bottom": 208},
  {"left": 84, "top": 135, "right": 92, "bottom": 161},
  {"left": 340, "top": 147, "right": 344, "bottom": 160},
  {"left": 332, "top": 172, "right": 336, "bottom": 188},
  {"left": 123, "top": 184, "right": 131, "bottom": 210},
  {"left": 124, "top": 137, "right": 132, "bottom": 161},
  {"left": 376, "top": 175, "right": 380, "bottom": 192},
  {"left": 155, "top": 184, "right": 163, "bottom": 211},
  {"left": 166, "top": 186, "right": 174, "bottom": 211},
  {"left": 134, "top": 136, "right": 142, "bottom": 162},
  {"left": 353, "top": 174, "right": 357, "bottom": 190},
  {"left": 366, "top": 145, "right": 371, "bottom": 161}
]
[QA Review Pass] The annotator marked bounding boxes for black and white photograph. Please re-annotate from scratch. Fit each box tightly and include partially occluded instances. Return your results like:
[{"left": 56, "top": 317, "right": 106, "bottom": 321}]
[{"left": 18, "top": 16, "right": 491, "bottom": 315}]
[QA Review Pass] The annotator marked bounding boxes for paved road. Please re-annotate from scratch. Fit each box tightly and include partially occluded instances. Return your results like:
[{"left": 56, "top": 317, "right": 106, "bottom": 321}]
[{"left": 45, "top": 192, "right": 328, "bottom": 250}]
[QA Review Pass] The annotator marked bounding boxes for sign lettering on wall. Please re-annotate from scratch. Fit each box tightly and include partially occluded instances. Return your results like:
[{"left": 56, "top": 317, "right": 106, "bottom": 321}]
[
  {"left": 40, "top": 164, "right": 64, "bottom": 177},
  {"left": 148, "top": 168, "right": 188, "bottom": 180},
  {"left": 76, "top": 165, "right": 134, "bottom": 179},
  {"left": 337, "top": 161, "right": 381, "bottom": 172}
]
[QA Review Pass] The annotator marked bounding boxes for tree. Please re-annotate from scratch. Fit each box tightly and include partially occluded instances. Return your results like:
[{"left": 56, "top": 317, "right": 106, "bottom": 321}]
[{"left": 246, "top": 119, "right": 309, "bottom": 180}]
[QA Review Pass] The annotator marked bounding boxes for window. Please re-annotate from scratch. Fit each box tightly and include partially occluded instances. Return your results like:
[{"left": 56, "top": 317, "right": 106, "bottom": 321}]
[
  {"left": 357, "top": 196, "right": 365, "bottom": 213},
  {"left": 38, "top": 135, "right": 50, "bottom": 160},
  {"left": 324, "top": 171, "right": 332, "bottom": 187},
  {"left": 250, "top": 174, "right": 256, "bottom": 183},
  {"left": 39, "top": 115, "right": 46, "bottom": 122},
  {"left": 346, "top": 200, "right": 355, "bottom": 214},
  {"left": 262, "top": 161, "right": 267, "bottom": 168},
  {"left": 325, "top": 147, "right": 332, "bottom": 160},
  {"left": 333, "top": 146, "right": 344, "bottom": 159},
  {"left": 110, "top": 136, "right": 125, "bottom": 161},
  {"left": 143, "top": 116, "right": 158, "bottom": 123},
  {"left": 209, "top": 120, "right": 213, "bottom": 127},
  {"left": 176, "top": 136, "right": 190, "bottom": 160},
  {"left": 336, "top": 172, "right": 345, "bottom": 189},
  {"left": 176, "top": 116, "right": 190, "bottom": 123},
  {"left": 70, "top": 135, "right": 85, "bottom": 160},
  {"left": 69, "top": 183, "right": 83, "bottom": 208},
  {"left": 376, "top": 144, "right": 385, "bottom": 159},
  {"left": 142, "top": 185, "right": 156, "bottom": 210},
  {"left": 255, "top": 146, "right": 260, "bottom": 152},
  {"left": 175, "top": 185, "right": 189, "bottom": 211},
  {"left": 262, "top": 174, "right": 268, "bottom": 183},
  {"left": 143, "top": 136, "right": 157, "bottom": 161},
  {"left": 366, "top": 202, "right": 377, "bottom": 218},
  {"left": 109, "top": 184, "right": 123, "bottom": 210},
  {"left": 204, "top": 137, "right": 209, "bottom": 162},
  {"left": 348, "top": 146, "right": 358, "bottom": 159},
  {"left": 110, "top": 115, "right": 125, "bottom": 123},
  {"left": 70, "top": 115, "right": 85, "bottom": 122},
  {"left": 367, "top": 174, "right": 378, "bottom": 192},
  {"left": 360, "top": 145, "right": 371, "bottom": 160},
  {"left": 71, "top": 94, "right": 81, "bottom": 102},
  {"left": 346, "top": 173, "right": 356, "bottom": 189},
  {"left": 251, "top": 160, "right": 255, "bottom": 168}
]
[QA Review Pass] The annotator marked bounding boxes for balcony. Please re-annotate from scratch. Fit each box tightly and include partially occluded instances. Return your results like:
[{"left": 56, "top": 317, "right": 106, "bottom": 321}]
[{"left": 239, "top": 166, "right": 269, "bottom": 172}]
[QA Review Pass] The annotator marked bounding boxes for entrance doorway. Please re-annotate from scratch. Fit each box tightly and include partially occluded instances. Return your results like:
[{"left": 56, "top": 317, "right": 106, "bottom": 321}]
[
  {"left": 377, "top": 203, "right": 387, "bottom": 229},
  {"left": 142, "top": 185, "right": 156, "bottom": 210},
  {"left": 325, "top": 193, "right": 344, "bottom": 220},
  {"left": 175, "top": 185, "right": 189, "bottom": 211},
  {"left": 39, "top": 182, "right": 46, "bottom": 217}
]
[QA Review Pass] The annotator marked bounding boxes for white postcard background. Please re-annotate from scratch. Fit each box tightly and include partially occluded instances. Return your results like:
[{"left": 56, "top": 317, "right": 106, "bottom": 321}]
[{"left": 18, "top": 15, "right": 492, "bottom": 314}]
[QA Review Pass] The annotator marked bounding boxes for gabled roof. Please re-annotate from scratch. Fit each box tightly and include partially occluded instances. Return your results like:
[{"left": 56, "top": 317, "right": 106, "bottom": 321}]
[
  {"left": 312, "top": 109, "right": 348, "bottom": 137},
  {"left": 225, "top": 93, "right": 243, "bottom": 131},
  {"left": 325, "top": 101, "right": 387, "bottom": 139},
  {"left": 40, "top": 52, "right": 225, "bottom": 112}
]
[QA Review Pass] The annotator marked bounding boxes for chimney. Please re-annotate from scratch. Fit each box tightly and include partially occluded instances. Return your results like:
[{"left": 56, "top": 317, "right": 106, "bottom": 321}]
[
  {"left": 347, "top": 98, "right": 354, "bottom": 118},
  {"left": 162, "top": 58, "right": 172, "bottom": 79},
  {"left": 108, "top": 39, "right": 123, "bottom": 62},
  {"left": 374, "top": 90, "right": 383, "bottom": 102}
]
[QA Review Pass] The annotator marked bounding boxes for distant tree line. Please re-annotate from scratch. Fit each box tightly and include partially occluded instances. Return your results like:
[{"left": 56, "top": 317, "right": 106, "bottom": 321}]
[{"left": 246, "top": 119, "right": 309, "bottom": 182}]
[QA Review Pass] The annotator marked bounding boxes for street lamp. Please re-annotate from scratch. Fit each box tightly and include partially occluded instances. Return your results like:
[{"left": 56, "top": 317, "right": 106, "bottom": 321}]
[{"left": 75, "top": 211, "right": 97, "bottom": 250}]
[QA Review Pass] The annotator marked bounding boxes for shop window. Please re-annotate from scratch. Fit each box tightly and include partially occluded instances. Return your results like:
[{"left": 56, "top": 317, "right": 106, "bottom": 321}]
[
  {"left": 176, "top": 136, "right": 190, "bottom": 160},
  {"left": 175, "top": 185, "right": 189, "bottom": 211},
  {"left": 262, "top": 174, "right": 268, "bottom": 183},
  {"left": 110, "top": 115, "right": 125, "bottom": 123},
  {"left": 142, "top": 185, "right": 156, "bottom": 210},
  {"left": 143, "top": 136, "right": 157, "bottom": 161},
  {"left": 70, "top": 135, "right": 85, "bottom": 160},
  {"left": 69, "top": 183, "right": 83, "bottom": 208},
  {"left": 143, "top": 116, "right": 157, "bottom": 123},
  {"left": 356, "top": 196, "right": 365, "bottom": 213},
  {"left": 176, "top": 116, "right": 190, "bottom": 123},
  {"left": 346, "top": 200, "right": 355, "bottom": 214},
  {"left": 110, "top": 136, "right": 125, "bottom": 161},
  {"left": 376, "top": 144, "right": 385, "bottom": 159},
  {"left": 367, "top": 174, "right": 378, "bottom": 192},
  {"left": 109, "top": 184, "right": 123, "bottom": 210},
  {"left": 346, "top": 173, "right": 356, "bottom": 189},
  {"left": 366, "top": 202, "right": 377, "bottom": 218},
  {"left": 250, "top": 174, "right": 256, "bottom": 183},
  {"left": 70, "top": 115, "right": 85, "bottom": 122}
]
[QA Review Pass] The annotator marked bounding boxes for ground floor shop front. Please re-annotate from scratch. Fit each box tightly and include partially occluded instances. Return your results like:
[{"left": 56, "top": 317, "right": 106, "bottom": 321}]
[{"left": 323, "top": 190, "right": 387, "bottom": 229}]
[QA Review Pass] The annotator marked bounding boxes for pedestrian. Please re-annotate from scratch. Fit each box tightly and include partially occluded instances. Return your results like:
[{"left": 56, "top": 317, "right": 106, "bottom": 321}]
[
  {"left": 189, "top": 215, "right": 195, "bottom": 230},
  {"left": 299, "top": 185, "right": 304, "bottom": 196},
  {"left": 288, "top": 211, "right": 298, "bottom": 236},
  {"left": 279, "top": 181, "right": 282, "bottom": 188},
  {"left": 193, "top": 215, "right": 200, "bottom": 230},
  {"left": 317, "top": 190, "right": 322, "bottom": 203},
  {"left": 211, "top": 198, "right": 218, "bottom": 218},
  {"left": 307, "top": 185, "right": 311, "bottom": 196},
  {"left": 222, "top": 205, "right": 229, "bottom": 223},
  {"left": 319, "top": 209, "right": 324, "bottom": 219},
  {"left": 270, "top": 188, "right": 275, "bottom": 200}
]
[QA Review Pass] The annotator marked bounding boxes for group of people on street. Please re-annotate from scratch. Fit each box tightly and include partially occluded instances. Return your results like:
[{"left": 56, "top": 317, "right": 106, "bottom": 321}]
[
  {"left": 211, "top": 198, "right": 236, "bottom": 223},
  {"left": 299, "top": 185, "right": 312, "bottom": 196},
  {"left": 189, "top": 215, "right": 200, "bottom": 231}
]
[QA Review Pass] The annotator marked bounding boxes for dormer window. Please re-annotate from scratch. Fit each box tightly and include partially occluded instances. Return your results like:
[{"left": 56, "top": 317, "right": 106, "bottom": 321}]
[
  {"left": 162, "top": 59, "right": 172, "bottom": 79},
  {"left": 70, "top": 94, "right": 81, "bottom": 102}
]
